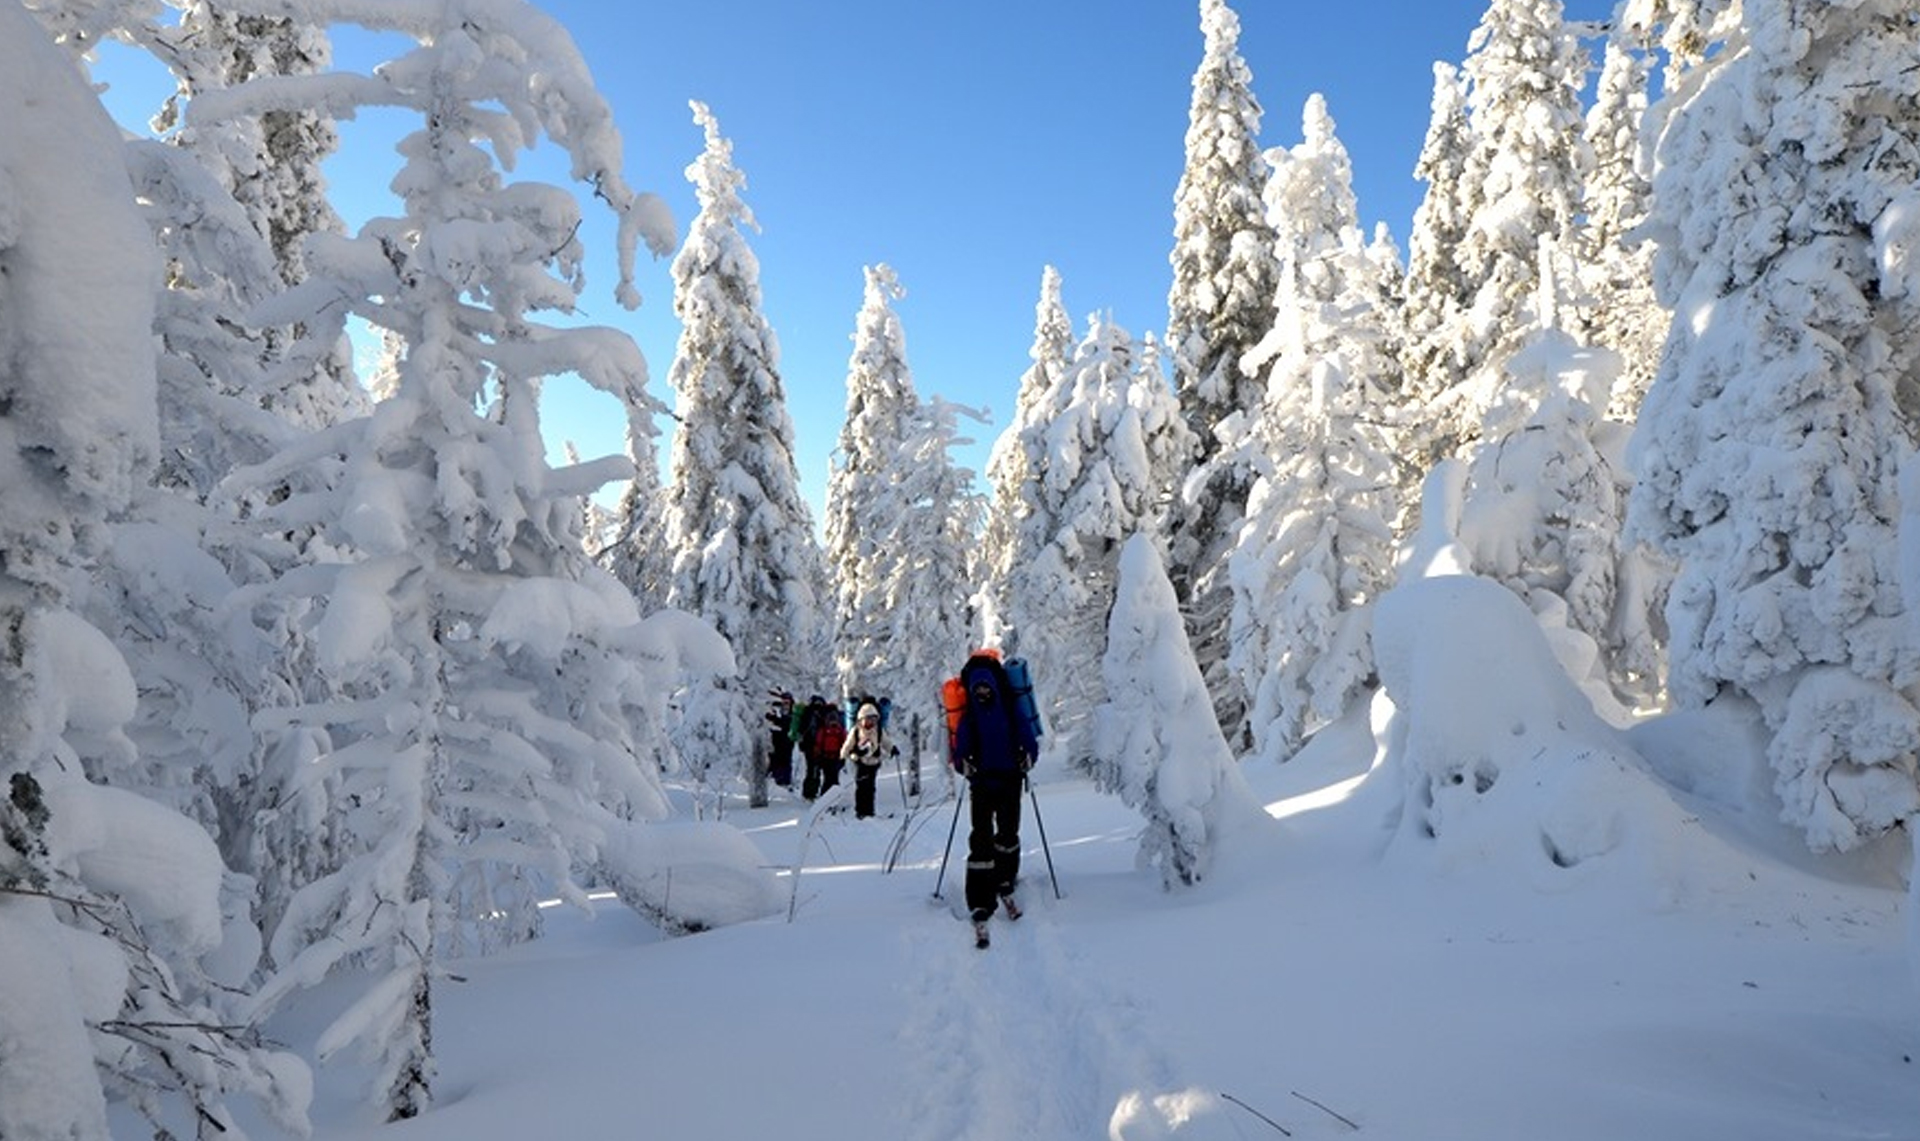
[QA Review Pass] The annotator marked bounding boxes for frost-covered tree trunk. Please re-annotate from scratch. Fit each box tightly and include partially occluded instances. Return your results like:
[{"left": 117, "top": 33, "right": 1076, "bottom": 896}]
[
  {"left": 1165, "top": 0, "right": 1276, "bottom": 751},
  {"left": 1092, "top": 536, "right": 1262, "bottom": 887},
  {"left": 1628, "top": 0, "right": 1920, "bottom": 852},
  {"left": 1008, "top": 319, "right": 1193, "bottom": 767},
  {"left": 660, "top": 100, "right": 826, "bottom": 792},
  {"left": 1, "top": 10, "right": 306, "bottom": 1135},
  {"left": 1230, "top": 95, "right": 1400, "bottom": 764},
  {"left": 978, "top": 265, "right": 1074, "bottom": 654},
  {"left": 191, "top": 1, "right": 682, "bottom": 1117}
]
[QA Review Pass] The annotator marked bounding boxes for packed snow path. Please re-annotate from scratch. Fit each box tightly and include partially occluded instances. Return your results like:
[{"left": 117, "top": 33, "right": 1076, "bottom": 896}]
[{"left": 894, "top": 889, "right": 1250, "bottom": 1141}]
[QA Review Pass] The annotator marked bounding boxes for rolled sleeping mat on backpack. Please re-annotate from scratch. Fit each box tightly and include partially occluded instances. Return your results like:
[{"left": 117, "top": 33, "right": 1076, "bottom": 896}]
[{"left": 1004, "top": 657, "right": 1043, "bottom": 739}]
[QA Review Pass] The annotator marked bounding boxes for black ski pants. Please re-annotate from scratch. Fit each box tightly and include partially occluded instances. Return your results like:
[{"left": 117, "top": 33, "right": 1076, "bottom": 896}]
[
  {"left": 853, "top": 760, "right": 880, "bottom": 817},
  {"left": 964, "top": 775, "right": 1023, "bottom": 920}
]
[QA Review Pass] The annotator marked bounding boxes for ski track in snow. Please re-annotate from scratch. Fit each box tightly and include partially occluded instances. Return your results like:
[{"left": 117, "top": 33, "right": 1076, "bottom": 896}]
[{"left": 893, "top": 890, "right": 1236, "bottom": 1141}]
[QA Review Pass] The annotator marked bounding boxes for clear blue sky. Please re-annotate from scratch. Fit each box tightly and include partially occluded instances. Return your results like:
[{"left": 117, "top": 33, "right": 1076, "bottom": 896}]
[{"left": 95, "top": 0, "right": 1616, "bottom": 518}]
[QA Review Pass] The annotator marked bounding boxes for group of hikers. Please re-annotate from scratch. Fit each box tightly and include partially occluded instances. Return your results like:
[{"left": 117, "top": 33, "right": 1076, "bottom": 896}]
[
  {"left": 763, "top": 650, "right": 1042, "bottom": 948},
  {"left": 763, "top": 691, "right": 896, "bottom": 818}
]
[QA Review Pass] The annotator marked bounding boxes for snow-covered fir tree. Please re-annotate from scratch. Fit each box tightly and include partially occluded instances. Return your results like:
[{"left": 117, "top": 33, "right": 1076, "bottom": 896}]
[
  {"left": 978, "top": 265, "right": 1074, "bottom": 655},
  {"left": 1579, "top": 21, "right": 1666, "bottom": 420},
  {"left": 1007, "top": 317, "right": 1194, "bottom": 767},
  {"left": 1456, "top": 333, "right": 1663, "bottom": 712},
  {"left": 1165, "top": 0, "right": 1276, "bottom": 751},
  {"left": 659, "top": 100, "right": 826, "bottom": 797},
  {"left": 1424, "top": 0, "right": 1594, "bottom": 458},
  {"left": 189, "top": 3, "right": 684, "bottom": 1118},
  {"left": 1229, "top": 94, "right": 1401, "bottom": 765},
  {"left": 598, "top": 429, "right": 672, "bottom": 611},
  {"left": 1619, "top": 0, "right": 1740, "bottom": 88},
  {"left": 881, "top": 396, "right": 985, "bottom": 772},
  {"left": 825, "top": 263, "right": 922, "bottom": 697},
  {"left": 1400, "top": 60, "right": 1475, "bottom": 466},
  {"left": 1627, "top": 0, "right": 1920, "bottom": 852},
  {"left": 1092, "top": 535, "right": 1262, "bottom": 887},
  {"left": 0, "top": 12, "right": 306, "bottom": 1135}
]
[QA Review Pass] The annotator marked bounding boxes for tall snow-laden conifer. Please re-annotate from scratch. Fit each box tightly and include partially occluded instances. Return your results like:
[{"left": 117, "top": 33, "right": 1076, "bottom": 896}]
[
  {"left": 1230, "top": 95, "right": 1401, "bottom": 764},
  {"left": 1165, "top": 0, "right": 1276, "bottom": 750},
  {"left": 1628, "top": 0, "right": 1920, "bottom": 852},
  {"left": 1008, "top": 318, "right": 1194, "bottom": 766},
  {"left": 1, "top": 11, "right": 307, "bottom": 1135},
  {"left": 979, "top": 265, "right": 1074, "bottom": 654},
  {"left": 1457, "top": 334, "right": 1662, "bottom": 711},
  {"left": 661, "top": 100, "right": 826, "bottom": 791},
  {"left": 892, "top": 395, "right": 985, "bottom": 768},
  {"left": 1427, "top": 0, "right": 1594, "bottom": 457},
  {"left": 1401, "top": 60, "right": 1475, "bottom": 466},
  {"left": 194, "top": 4, "right": 685, "bottom": 1118},
  {"left": 1092, "top": 536, "right": 1262, "bottom": 887},
  {"left": 1579, "top": 23, "right": 1666, "bottom": 419},
  {"left": 153, "top": 3, "right": 366, "bottom": 433},
  {"left": 825, "top": 264, "right": 921, "bottom": 697}
]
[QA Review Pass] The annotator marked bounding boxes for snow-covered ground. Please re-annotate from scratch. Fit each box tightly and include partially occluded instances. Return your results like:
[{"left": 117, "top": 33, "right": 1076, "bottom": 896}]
[{"left": 253, "top": 698, "right": 1918, "bottom": 1141}]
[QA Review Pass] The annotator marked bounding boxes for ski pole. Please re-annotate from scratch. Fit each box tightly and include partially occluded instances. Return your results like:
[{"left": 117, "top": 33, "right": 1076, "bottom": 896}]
[
  {"left": 1027, "top": 775, "right": 1061, "bottom": 900},
  {"left": 932, "top": 781, "right": 965, "bottom": 899}
]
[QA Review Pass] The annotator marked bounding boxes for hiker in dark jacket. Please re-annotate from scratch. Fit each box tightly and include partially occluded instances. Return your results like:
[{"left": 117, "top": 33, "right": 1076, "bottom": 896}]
[
  {"left": 765, "top": 690, "right": 796, "bottom": 788},
  {"left": 952, "top": 653, "right": 1039, "bottom": 926}
]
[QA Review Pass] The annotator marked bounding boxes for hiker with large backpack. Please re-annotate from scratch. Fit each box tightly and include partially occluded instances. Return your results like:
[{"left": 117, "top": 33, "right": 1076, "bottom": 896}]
[
  {"left": 951, "top": 651, "right": 1039, "bottom": 947},
  {"left": 808, "top": 697, "right": 847, "bottom": 798}
]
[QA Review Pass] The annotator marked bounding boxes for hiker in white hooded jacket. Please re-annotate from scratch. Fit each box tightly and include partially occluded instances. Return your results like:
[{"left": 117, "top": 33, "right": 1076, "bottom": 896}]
[{"left": 840, "top": 700, "right": 894, "bottom": 818}]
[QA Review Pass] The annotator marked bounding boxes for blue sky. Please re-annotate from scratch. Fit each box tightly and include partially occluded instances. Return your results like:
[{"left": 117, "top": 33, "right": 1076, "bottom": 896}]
[{"left": 94, "top": 0, "right": 1616, "bottom": 518}]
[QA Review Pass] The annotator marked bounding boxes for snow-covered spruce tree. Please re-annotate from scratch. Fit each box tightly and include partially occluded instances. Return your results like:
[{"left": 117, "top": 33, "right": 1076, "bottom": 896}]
[
  {"left": 660, "top": 100, "right": 826, "bottom": 799},
  {"left": 822, "top": 265, "right": 981, "bottom": 769},
  {"left": 158, "top": 4, "right": 339, "bottom": 284},
  {"left": 978, "top": 264, "right": 1074, "bottom": 654},
  {"left": 1165, "top": 0, "right": 1276, "bottom": 752},
  {"left": 1229, "top": 94, "right": 1401, "bottom": 765},
  {"left": 1429, "top": 0, "right": 1594, "bottom": 458},
  {"left": 156, "top": 2, "right": 367, "bottom": 432},
  {"left": 190, "top": 2, "right": 683, "bottom": 1118},
  {"left": 78, "top": 144, "right": 343, "bottom": 1003},
  {"left": 598, "top": 416, "right": 672, "bottom": 613},
  {"left": 26, "top": 0, "right": 374, "bottom": 976},
  {"left": 825, "top": 263, "right": 922, "bottom": 697},
  {"left": 1007, "top": 317, "right": 1194, "bottom": 766},
  {"left": 1620, "top": 0, "right": 1739, "bottom": 89},
  {"left": 0, "top": 11, "right": 306, "bottom": 1135},
  {"left": 1579, "top": 21, "right": 1666, "bottom": 421},
  {"left": 1628, "top": 0, "right": 1920, "bottom": 852},
  {"left": 1456, "top": 333, "right": 1665, "bottom": 712},
  {"left": 1400, "top": 60, "right": 1475, "bottom": 467},
  {"left": 891, "top": 396, "right": 987, "bottom": 772},
  {"left": 1092, "top": 535, "right": 1262, "bottom": 887}
]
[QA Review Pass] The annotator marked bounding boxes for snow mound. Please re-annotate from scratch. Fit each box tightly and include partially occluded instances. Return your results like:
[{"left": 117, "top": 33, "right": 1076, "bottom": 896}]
[
  {"left": 1369, "top": 574, "right": 1792, "bottom": 904},
  {"left": 597, "top": 820, "right": 781, "bottom": 933}
]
